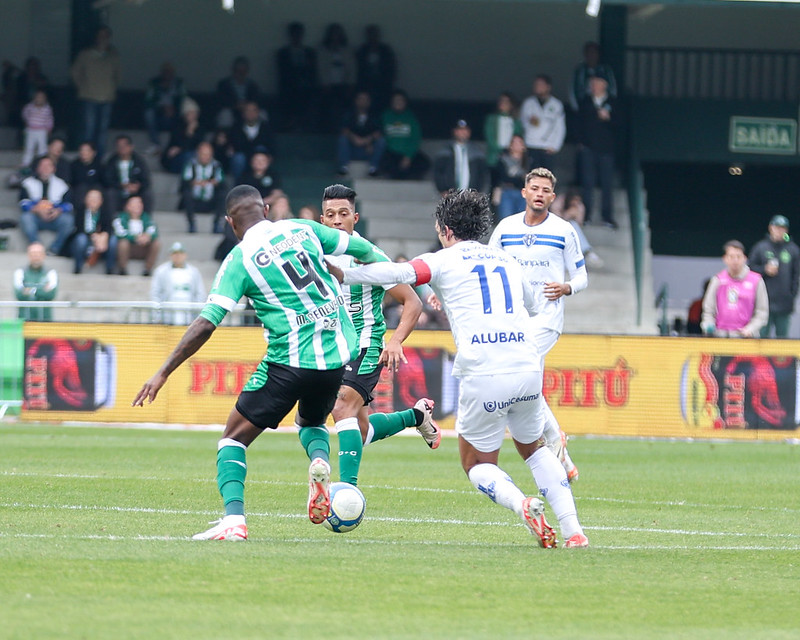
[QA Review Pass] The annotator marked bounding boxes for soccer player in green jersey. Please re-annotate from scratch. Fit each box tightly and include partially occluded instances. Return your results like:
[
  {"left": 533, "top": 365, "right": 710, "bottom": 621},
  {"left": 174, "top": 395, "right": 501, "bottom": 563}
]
[
  {"left": 320, "top": 184, "right": 441, "bottom": 488},
  {"left": 132, "top": 184, "right": 388, "bottom": 540}
]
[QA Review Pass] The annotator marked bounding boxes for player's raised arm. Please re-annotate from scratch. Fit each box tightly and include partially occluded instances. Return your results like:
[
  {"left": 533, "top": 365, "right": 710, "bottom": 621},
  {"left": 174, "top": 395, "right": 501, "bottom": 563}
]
[
  {"left": 298, "top": 218, "right": 389, "bottom": 264},
  {"left": 132, "top": 316, "right": 216, "bottom": 406}
]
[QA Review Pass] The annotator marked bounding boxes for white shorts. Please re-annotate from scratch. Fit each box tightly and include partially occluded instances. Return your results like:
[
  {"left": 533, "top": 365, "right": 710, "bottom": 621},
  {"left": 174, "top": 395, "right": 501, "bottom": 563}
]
[
  {"left": 455, "top": 370, "right": 544, "bottom": 453},
  {"left": 532, "top": 328, "right": 559, "bottom": 368}
]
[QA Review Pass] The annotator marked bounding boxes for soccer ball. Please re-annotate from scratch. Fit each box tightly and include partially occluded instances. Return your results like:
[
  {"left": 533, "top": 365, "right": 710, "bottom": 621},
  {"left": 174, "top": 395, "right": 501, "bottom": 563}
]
[{"left": 323, "top": 482, "right": 366, "bottom": 533}]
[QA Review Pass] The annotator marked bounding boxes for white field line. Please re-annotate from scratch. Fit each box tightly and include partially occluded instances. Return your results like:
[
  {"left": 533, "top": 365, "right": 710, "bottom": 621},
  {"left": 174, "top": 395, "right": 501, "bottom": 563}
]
[
  {"left": 0, "top": 530, "right": 798, "bottom": 552},
  {"left": 3, "top": 470, "right": 800, "bottom": 515},
  {"left": 1, "top": 501, "right": 799, "bottom": 541}
]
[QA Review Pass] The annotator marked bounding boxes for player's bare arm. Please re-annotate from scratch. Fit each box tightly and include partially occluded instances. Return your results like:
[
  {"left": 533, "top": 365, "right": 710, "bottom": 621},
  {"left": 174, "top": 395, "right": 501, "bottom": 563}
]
[
  {"left": 380, "top": 284, "right": 422, "bottom": 371},
  {"left": 132, "top": 317, "right": 216, "bottom": 406}
]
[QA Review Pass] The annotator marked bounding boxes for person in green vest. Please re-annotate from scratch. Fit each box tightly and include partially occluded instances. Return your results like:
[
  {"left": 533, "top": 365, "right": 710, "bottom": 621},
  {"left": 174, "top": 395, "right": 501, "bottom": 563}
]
[
  {"left": 483, "top": 91, "right": 523, "bottom": 170},
  {"left": 379, "top": 89, "right": 429, "bottom": 179},
  {"left": 13, "top": 241, "right": 58, "bottom": 321}
]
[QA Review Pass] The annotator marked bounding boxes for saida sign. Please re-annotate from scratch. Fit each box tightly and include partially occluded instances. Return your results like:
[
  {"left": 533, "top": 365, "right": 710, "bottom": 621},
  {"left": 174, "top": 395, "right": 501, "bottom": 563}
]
[{"left": 729, "top": 116, "right": 797, "bottom": 155}]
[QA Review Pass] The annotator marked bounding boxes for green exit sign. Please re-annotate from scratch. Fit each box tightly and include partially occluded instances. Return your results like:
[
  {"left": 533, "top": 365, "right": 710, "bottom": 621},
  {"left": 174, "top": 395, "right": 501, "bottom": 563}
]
[{"left": 729, "top": 117, "right": 797, "bottom": 155}]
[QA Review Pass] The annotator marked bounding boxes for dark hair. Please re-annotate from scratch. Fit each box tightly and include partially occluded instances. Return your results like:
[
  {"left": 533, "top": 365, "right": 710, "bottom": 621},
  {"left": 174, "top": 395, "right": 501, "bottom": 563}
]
[
  {"left": 391, "top": 89, "right": 409, "bottom": 103},
  {"left": 232, "top": 55, "right": 249, "bottom": 69},
  {"left": 115, "top": 133, "right": 132, "bottom": 145},
  {"left": 323, "top": 23, "right": 348, "bottom": 49},
  {"left": 79, "top": 140, "right": 96, "bottom": 151},
  {"left": 584, "top": 41, "right": 600, "bottom": 54},
  {"left": 288, "top": 22, "right": 305, "bottom": 37},
  {"left": 723, "top": 240, "right": 745, "bottom": 254},
  {"left": 536, "top": 74, "right": 553, "bottom": 87},
  {"left": 322, "top": 184, "right": 356, "bottom": 204},
  {"left": 226, "top": 184, "right": 262, "bottom": 210},
  {"left": 48, "top": 135, "right": 65, "bottom": 146},
  {"left": 434, "top": 190, "right": 492, "bottom": 242}
]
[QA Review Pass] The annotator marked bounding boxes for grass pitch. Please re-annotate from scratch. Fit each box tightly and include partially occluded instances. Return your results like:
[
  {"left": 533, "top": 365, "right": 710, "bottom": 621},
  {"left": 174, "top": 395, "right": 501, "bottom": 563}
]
[{"left": 1, "top": 423, "right": 798, "bottom": 639}]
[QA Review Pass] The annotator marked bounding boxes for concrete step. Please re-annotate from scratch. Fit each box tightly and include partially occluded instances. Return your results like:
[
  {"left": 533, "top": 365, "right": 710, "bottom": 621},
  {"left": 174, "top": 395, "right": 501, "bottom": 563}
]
[
  {"left": 367, "top": 218, "right": 439, "bottom": 242},
  {"left": 359, "top": 201, "right": 437, "bottom": 225},
  {"left": 352, "top": 178, "right": 439, "bottom": 203}
]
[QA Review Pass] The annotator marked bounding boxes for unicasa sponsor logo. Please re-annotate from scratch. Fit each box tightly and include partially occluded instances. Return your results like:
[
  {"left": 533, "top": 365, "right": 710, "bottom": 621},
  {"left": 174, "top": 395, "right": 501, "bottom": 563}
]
[{"left": 483, "top": 393, "right": 539, "bottom": 412}]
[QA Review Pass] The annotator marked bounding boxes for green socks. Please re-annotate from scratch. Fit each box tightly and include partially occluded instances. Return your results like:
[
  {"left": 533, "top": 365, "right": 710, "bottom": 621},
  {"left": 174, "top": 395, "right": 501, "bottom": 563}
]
[
  {"left": 298, "top": 425, "right": 330, "bottom": 463},
  {"left": 336, "top": 417, "right": 363, "bottom": 485},
  {"left": 366, "top": 408, "right": 419, "bottom": 444},
  {"left": 217, "top": 438, "right": 247, "bottom": 516}
]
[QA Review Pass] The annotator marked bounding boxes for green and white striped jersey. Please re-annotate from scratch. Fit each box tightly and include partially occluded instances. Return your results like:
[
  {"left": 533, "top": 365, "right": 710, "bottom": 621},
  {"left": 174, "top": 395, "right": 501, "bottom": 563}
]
[
  {"left": 327, "top": 231, "right": 391, "bottom": 351},
  {"left": 201, "top": 219, "right": 388, "bottom": 370}
]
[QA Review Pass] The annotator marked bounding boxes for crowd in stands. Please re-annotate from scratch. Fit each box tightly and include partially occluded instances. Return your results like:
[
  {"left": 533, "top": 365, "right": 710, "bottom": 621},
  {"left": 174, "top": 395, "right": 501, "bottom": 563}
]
[{"left": 3, "top": 22, "right": 624, "bottom": 326}]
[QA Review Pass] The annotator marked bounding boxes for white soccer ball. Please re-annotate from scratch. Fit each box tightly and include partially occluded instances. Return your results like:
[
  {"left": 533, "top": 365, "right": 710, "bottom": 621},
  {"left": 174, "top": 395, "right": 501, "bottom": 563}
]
[{"left": 323, "top": 482, "right": 366, "bottom": 533}]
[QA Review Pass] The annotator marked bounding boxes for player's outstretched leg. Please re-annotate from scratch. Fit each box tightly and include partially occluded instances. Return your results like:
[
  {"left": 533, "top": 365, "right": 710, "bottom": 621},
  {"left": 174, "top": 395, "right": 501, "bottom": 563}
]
[
  {"left": 542, "top": 399, "right": 579, "bottom": 482},
  {"left": 468, "top": 462, "right": 556, "bottom": 548},
  {"left": 525, "top": 446, "right": 589, "bottom": 548},
  {"left": 363, "top": 399, "right": 441, "bottom": 449},
  {"left": 193, "top": 437, "right": 249, "bottom": 541},
  {"left": 299, "top": 425, "right": 332, "bottom": 524}
]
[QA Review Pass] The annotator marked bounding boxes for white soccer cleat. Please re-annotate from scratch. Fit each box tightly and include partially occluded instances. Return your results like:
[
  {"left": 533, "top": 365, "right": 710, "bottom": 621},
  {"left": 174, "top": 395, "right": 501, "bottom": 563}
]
[
  {"left": 521, "top": 496, "right": 557, "bottom": 548},
  {"left": 307, "top": 457, "right": 331, "bottom": 524},
  {"left": 414, "top": 398, "right": 442, "bottom": 449},
  {"left": 192, "top": 515, "right": 248, "bottom": 541}
]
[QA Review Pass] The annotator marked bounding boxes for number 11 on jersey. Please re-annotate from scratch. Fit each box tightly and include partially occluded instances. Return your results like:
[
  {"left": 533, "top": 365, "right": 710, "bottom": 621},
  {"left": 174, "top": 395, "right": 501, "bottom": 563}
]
[{"left": 471, "top": 264, "right": 513, "bottom": 314}]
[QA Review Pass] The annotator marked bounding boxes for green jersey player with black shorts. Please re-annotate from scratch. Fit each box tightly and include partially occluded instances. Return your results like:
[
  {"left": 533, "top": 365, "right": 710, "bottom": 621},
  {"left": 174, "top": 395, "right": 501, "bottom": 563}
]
[
  {"left": 132, "top": 184, "right": 389, "bottom": 541},
  {"left": 318, "top": 184, "right": 441, "bottom": 488}
]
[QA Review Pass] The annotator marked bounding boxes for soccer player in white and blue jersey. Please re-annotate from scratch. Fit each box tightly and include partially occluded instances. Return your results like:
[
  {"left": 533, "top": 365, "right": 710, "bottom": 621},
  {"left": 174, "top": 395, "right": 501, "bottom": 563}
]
[
  {"left": 331, "top": 190, "right": 588, "bottom": 548},
  {"left": 488, "top": 167, "right": 587, "bottom": 481},
  {"left": 132, "top": 185, "right": 388, "bottom": 541}
]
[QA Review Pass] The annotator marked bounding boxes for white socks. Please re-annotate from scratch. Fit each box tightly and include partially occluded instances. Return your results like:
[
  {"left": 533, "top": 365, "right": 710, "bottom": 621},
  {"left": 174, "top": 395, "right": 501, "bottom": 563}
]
[
  {"left": 468, "top": 463, "right": 526, "bottom": 517},
  {"left": 525, "top": 447, "right": 582, "bottom": 540}
]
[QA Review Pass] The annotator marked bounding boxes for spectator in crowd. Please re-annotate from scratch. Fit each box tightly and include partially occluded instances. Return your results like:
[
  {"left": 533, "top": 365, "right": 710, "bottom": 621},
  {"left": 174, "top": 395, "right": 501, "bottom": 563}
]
[
  {"left": 1, "top": 60, "right": 20, "bottom": 126},
  {"left": 237, "top": 151, "right": 284, "bottom": 204},
  {"left": 701, "top": 240, "right": 768, "bottom": 338},
  {"left": 492, "top": 134, "right": 530, "bottom": 220},
  {"left": 268, "top": 194, "right": 294, "bottom": 221},
  {"left": 161, "top": 97, "right": 205, "bottom": 174},
  {"left": 484, "top": 92, "right": 523, "bottom": 171},
  {"left": 16, "top": 57, "right": 50, "bottom": 116},
  {"left": 71, "top": 188, "right": 117, "bottom": 275},
  {"left": 686, "top": 279, "right": 711, "bottom": 335},
  {"left": 104, "top": 134, "right": 153, "bottom": 214},
  {"left": 20, "top": 89, "right": 53, "bottom": 167},
  {"left": 570, "top": 41, "right": 618, "bottom": 111},
  {"left": 380, "top": 90, "right": 428, "bottom": 180},
  {"left": 19, "top": 155, "right": 74, "bottom": 256},
  {"left": 150, "top": 241, "right": 206, "bottom": 325},
  {"left": 355, "top": 25, "right": 396, "bottom": 113},
  {"left": 749, "top": 214, "right": 800, "bottom": 338},
  {"left": 215, "top": 55, "right": 261, "bottom": 129},
  {"left": 13, "top": 242, "right": 57, "bottom": 321},
  {"left": 276, "top": 22, "right": 318, "bottom": 132},
  {"left": 551, "top": 187, "right": 603, "bottom": 268},
  {"left": 229, "top": 100, "right": 275, "bottom": 179},
  {"left": 70, "top": 141, "right": 105, "bottom": 210},
  {"left": 33, "top": 136, "right": 71, "bottom": 184},
  {"left": 113, "top": 195, "right": 160, "bottom": 276},
  {"left": 577, "top": 76, "right": 619, "bottom": 228},
  {"left": 319, "top": 23, "right": 354, "bottom": 132},
  {"left": 337, "top": 90, "right": 385, "bottom": 177},
  {"left": 211, "top": 128, "right": 234, "bottom": 176},
  {"left": 143, "top": 62, "right": 186, "bottom": 154},
  {"left": 70, "top": 25, "right": 120, "bottom": 159},
  {"left": 520, "top": 74, "right": 566, "bottom": 171},
  {"left": 297, "top": 204, "right": 320, "bottom": 222},
  {"left": 433, "top": 119, "right": 487, "bottom": 196},
  {"left": 182, "top": 141, "right": 225, "bottom": 233}
]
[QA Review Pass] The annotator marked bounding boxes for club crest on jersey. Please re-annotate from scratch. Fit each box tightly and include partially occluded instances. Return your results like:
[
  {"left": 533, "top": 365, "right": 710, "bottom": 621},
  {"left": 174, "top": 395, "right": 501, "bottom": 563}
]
[
  {"left": 254, "top": 251, "right": 272, "bottom": 267},
  {"left": 523, "top": 234, "right": 537, "bottom": 247}
]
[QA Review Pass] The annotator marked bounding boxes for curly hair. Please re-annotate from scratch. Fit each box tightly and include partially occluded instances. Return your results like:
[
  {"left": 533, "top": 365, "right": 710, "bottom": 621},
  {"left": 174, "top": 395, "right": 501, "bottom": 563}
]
[{"left": 434, "top": 189, "right": 492, "bottom": 242}]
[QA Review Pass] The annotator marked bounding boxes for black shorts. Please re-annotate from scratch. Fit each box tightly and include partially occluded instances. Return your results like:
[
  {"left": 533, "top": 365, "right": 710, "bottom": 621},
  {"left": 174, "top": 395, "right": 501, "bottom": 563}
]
[
  {"left": 341, "top": 346, "right": 384, "bottom": 405},
  {"left": 235, "top": 362, "right": 345, "bottom": 430}
]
